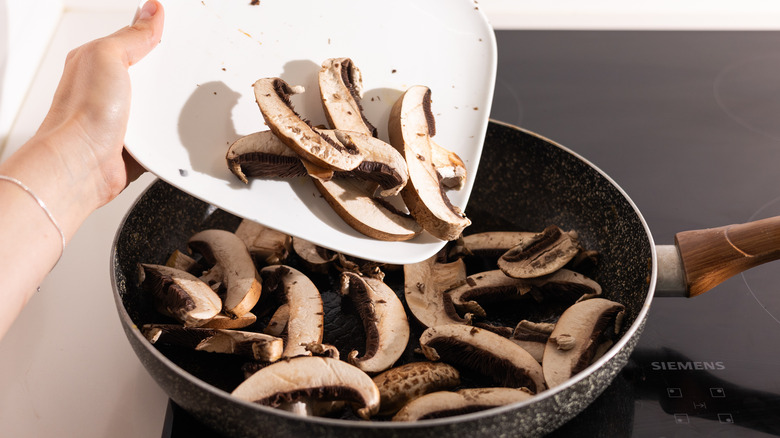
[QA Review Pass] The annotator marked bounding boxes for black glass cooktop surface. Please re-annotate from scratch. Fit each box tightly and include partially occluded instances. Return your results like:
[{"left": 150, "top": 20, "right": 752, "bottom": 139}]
[{"left": 163, "top": 30, "right": 780, "bottom": 438}]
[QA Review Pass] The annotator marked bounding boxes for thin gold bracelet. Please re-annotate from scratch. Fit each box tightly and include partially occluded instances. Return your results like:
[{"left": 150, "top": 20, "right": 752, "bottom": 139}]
[{"left": 0, "top": 175, "right": 67, "bottom": 262}]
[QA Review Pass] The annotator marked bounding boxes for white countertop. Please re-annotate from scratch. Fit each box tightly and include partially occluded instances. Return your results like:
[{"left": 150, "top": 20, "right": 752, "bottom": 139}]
[
  {"left": 0, "top": 10, "right": 168, "bottom": 438},
  {"left": 2, "top": 3, "right": 780, "bottom": 438}
]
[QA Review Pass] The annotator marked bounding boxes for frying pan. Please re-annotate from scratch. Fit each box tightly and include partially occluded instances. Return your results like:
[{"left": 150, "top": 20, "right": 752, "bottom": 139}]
[{"left": 111, "top": 120, "right": 780, "bottom": 437}]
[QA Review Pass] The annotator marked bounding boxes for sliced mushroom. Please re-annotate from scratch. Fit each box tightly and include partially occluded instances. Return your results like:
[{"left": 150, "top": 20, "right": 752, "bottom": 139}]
[
  {"left": 137, "top": 263, "right": 222, "bottom": 327},
  {"left": 542, "top": 298, "right": 625, "bottom": 388},
  {"left": 392, "top": 387, "right": 534, "bottom": 422},
  {"left": 312, "top": 177, "right": 421, "bottom": 241},
  {"left": 141, "top": 324, "right": 283, "bottom": 362},
  {"left": 419, "top": 324, "right": 546, "bottom": 393},
  {"left": 388, "top": 85, "right": 470, "bottom": 241},
  {"left": 226, "top": 130, "right": 308, "bottom": 184},
  {"left": 253, "top": 77, "right": 363, "bottom": 171},
  {"left": 404, "top": 253, "right": 470, "bottom": 328},
  {"left": 340, "top": 271, "right": 410, "bottom": 374},
  {"left": 527, "top": 268, "right": 602, "bottom": 302},
  {"left": 450, "top": 231, "right": 537, "bottom": 259},
  {"left": 260, "top": 265, "right": 324, "bottom": 358},
  {"left": 498, "top": 225, "right": 580, "bottom": 279},
  {"left": 188, "top": 229, "right": 262, "bottom": 317},
  {"left": 372, "top": 362, "right": 460, "bottom": 416},
  {"left": 510, "top": 320, "right": 555, "bottom": 363},
  {"left": 320, "top": 129, "right": 408, "bottom": 197},
  {"left": 318, "top": 57, "right": 377, "bottom": 137},
  {"left": 199, "top": 311, "right": 257, "bottom": 330},
  {"left": 304, "top": 342, "right": 341, "bottom": 359},
  {"left": 291, "top": 237, "right": 338, "bottom": 273},
  {"left": 231, "top": 356, "right": 380, "bottom": 420},
  {"left": 447, "top": 269, "right": 533, "bottom": 318},
  {"left": 234, "top": 219, "right": 292, "bottom": 265}
]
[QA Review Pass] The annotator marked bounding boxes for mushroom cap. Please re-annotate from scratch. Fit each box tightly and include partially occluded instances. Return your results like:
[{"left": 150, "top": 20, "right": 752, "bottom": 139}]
[
  {"left": 231, "top": 356, "right": 380, "bottom": 420},
  {"left": 388, "top": 85, "right": 470, "bottom": 241},
  {"left": 447, "top": 269, "right": 533, "bottom": 318},
  {"left": 392, "top": 387, "right": 533, "bottom": 422},
  {"left": 340, "top": 271, "right": 410, "bottom": 374},
  {"left": 253, "top": 77, "right": 363, "bottom": 172},
  {"left": 419, "top": 324, "right": 546, "bottom": 394},
  {"left": 188, "top": 229, "right": 263, "bottom": 317},
  {"left": 137, "top": 263, "right": 222, "bottom": 327},
  {"left": 542, "top": 298, "right": 625, "bottom": 388},
  {"left": 372, "top": 362, "right": 460, "bottom": 416},
  {"left": 260, "top": 265, "right": 324, "bottom": 358}
]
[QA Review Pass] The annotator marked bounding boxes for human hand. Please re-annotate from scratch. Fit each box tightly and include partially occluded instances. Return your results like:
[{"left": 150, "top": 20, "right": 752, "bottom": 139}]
[{"left": 35, "top": 0, "right": 164, "bottom": 209}]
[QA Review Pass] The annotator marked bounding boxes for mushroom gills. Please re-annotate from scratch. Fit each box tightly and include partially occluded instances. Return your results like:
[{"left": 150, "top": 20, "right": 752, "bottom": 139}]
[
  {"left": 419, "top": 324, "right": 546, "bottom": 394},
  {"left": 231, "top": 356, "right": 380, "bottom": 420},
  {"left": 137, "top": 263, "right": 222, "bottom": 327},
  {"left": 340, "top": 271, "right": 410, "bottom": 374},
  {"left": 141, "top": 324, "right": 283, "bottom": 362}
]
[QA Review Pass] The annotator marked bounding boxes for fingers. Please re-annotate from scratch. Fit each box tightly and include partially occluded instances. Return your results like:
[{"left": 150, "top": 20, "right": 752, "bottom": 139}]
[{"left": 115, "top": 0, "right": 165, "bottom": 67}]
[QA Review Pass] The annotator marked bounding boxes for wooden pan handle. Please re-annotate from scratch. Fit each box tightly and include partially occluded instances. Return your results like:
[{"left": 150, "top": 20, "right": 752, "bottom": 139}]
[{"left": 675, "top": 216, "right": 780, "bottom": 297}]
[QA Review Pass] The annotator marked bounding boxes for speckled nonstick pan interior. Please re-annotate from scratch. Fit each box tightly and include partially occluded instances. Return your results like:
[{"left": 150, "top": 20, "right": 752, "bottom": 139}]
[{"left": 111, "top": 120, "right": 654, "bottom": 437}]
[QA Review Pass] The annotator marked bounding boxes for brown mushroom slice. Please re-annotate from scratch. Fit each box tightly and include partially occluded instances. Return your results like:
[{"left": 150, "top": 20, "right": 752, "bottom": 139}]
[
  {"left": 253, "top": 77, "right": 363, "bottom": 172},
  {"left": 340, "top": 271, "right": 410, "bottom": 374},
  {"left": 388, "top": 85, "right": 471, "bottom": 241},
  {"left": 450, "top": 231, "right": 537, "bottom": 259},
  {"left": 260, "top": 265, "right": 324, "bottom": 358},
  {"left": 141, "top": 324, "right": 283, "bottom": 362},
  {"left": 318, "top": 57, "right": 377, "bottom": 137},
  {"left": 542, "top": 298, "right": 626, "bottom": 388},
  {"left": 137, "top": 264, "right": 222, "bottom": 327},
  {"left": 404, "top": 253, "right": 470, "bottom": 328},
  {"left": 320, "top": 129, "right": 409, "bottom": 197},
  {"left": 527, "top": 268, "right": 602, "bottom": 302},
  {"left": 226, "top": 130, "right": 308, "bottom": 184},
  {"left": 447, "top": 269, "right": 533, "bottom": 318},
  {"left": 291, "top": 237, "right": 338, "bottom": 273},
  {"left": 199, "top": 312, "right": 257, "bottom": 330},
  {"left": 372, "top": 362, "right": 460, "bottom": 416},
  {"left": 231, "top": 356, "right": 380, "bottom": 420},
  {"left": 419, "top": 324, "right": 546, "bottom": 394},
  {"left": 312, "top": 177, "right": 421, "bottom": 241},
  {"left": 510, "top": 320, "right": 555, "bottom": 363},
  {"left": 498, "top": 225, "right": 580, "bottom": 279},
  {"left": 188, "top": 229, "right": 263, "bottom": 317},
  {"left": 392, "top": 387, "right": 534, "bottom": 422},
  {"left": 234, "top": 219, "right": 292, "bottom": 265}
]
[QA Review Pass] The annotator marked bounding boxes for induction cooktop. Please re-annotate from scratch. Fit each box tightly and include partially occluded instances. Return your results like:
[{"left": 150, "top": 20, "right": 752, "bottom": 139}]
[{"left": 163, "top": 30, "right": 780, "bottom": 438}]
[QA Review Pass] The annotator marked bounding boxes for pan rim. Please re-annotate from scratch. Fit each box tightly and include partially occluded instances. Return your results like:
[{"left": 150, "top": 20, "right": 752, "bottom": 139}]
[{"left": 109, "top": 120, "right": 659, "bottom": 430}]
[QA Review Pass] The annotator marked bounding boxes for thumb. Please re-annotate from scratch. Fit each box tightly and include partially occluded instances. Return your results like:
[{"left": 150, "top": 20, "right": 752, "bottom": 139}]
[{"left": 116, "top": 0, "right": 165, "bottom": 67}]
